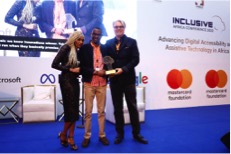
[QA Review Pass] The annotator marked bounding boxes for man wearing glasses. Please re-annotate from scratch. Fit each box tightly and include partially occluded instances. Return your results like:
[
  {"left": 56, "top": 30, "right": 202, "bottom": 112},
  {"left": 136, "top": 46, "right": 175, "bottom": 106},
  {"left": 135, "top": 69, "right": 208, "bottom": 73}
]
[
  {"left": 79, "top": 27, "right": 109, "bottom": 147},
  {"left": 105, "top": 20, "right": 148, "bottom": 144}
]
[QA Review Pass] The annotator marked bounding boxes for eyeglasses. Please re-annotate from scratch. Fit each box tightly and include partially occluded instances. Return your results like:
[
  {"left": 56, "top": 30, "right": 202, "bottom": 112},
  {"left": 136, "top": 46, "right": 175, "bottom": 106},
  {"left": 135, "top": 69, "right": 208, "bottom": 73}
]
[
  {"left": 92, "top": 33, "right": 102, "bottom": 36},
  {"left": 114, "top": 26, "right": 124, "bottom": 29}
]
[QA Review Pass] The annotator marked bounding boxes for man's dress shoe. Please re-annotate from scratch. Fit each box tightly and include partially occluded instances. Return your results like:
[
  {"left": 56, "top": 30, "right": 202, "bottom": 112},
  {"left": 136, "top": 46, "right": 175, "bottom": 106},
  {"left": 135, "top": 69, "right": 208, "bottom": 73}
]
[{"left": 133, "top": 134, "right": 148, "bottom": 144}]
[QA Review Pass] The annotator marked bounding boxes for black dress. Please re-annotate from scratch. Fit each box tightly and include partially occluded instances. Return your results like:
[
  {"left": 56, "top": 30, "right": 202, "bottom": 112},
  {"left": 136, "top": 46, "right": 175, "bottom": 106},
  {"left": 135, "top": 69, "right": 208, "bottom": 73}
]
[{"left": 52, "top": 44, "right": 80, "bottom": 122}]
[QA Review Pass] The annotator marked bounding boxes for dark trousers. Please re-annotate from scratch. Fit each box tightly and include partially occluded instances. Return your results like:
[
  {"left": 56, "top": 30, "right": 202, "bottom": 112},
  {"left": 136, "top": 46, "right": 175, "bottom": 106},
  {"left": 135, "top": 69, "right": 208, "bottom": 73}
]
[{"left": 110, "top": 83, "right": 140, "bottom": 136}]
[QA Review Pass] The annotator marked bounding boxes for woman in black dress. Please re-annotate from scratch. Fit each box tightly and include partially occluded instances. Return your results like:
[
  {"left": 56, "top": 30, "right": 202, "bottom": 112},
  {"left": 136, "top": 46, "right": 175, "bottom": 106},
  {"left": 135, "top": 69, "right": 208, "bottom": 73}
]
[
  {"left": 5, "top": 0, "right": 41, "bottom": 57},
  {"left": 51, "top": 31, "right": 84, "bottom": 150}
]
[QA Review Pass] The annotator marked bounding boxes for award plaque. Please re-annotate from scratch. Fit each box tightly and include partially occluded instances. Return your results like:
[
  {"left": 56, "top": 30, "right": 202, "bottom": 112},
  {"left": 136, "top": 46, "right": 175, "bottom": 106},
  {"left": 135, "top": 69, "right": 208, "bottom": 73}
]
[
  {"left": 63, "top": 13, "right": 77, "bottom": 34},
  {"left": 103, "top": 56, "right": 116, "bottom": 75},
  {"left": 65, "top": 13, "right": 77, "bottom": 29}
]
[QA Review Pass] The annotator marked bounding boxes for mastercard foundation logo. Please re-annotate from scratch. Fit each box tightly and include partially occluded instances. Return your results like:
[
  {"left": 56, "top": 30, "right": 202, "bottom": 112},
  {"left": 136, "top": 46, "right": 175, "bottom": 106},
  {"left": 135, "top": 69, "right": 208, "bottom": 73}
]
[
  {"left": 205, "top": 70, "right": 227, "bottom": 88},
  {"left": 167, "top": 69, "right": 193, "bottom": 89}
]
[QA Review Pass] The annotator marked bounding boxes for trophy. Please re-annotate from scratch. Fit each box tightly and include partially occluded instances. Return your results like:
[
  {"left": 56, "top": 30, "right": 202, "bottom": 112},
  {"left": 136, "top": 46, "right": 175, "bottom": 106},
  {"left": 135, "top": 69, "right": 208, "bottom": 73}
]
[
  {"left": 63, "top": 13, "right": 77, "bottom": 34},
  {"left": 103, "top": 56, "right": 117, "bottom": 75}
]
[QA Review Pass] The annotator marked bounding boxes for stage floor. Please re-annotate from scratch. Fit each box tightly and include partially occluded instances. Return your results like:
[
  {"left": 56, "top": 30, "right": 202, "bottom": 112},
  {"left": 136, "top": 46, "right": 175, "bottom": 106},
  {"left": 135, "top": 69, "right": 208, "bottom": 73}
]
[{"left": 0, "top": 104, "right": 229, "bottom": 153}]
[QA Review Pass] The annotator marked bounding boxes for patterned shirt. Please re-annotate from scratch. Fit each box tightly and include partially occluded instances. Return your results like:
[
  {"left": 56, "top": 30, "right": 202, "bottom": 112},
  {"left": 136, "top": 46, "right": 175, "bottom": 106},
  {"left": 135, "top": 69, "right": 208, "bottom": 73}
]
[{"left": 88, "top": 42, "right": 106, "bottom": 86}]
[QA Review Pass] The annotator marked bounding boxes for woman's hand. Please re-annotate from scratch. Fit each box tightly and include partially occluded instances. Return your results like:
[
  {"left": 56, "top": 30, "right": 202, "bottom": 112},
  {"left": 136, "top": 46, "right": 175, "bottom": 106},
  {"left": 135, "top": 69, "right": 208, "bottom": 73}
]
[
  {"left": 23, "top": 23, "right": 37, "bottom": 30},
  {"left": 70, "top": 67, "right": 80, "bottom": 73}
]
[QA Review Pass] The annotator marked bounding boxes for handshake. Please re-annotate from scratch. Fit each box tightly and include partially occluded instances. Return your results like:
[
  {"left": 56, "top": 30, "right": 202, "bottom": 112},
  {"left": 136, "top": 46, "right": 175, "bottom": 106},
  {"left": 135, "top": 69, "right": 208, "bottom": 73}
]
[{"left": 63, "top": 28, "right": 82, "bottom": 34}]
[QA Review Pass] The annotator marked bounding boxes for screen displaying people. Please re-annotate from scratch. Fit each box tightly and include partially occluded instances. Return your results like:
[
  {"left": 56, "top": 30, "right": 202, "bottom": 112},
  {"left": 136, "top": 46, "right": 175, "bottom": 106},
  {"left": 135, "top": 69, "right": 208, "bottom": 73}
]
[
  {"left": 4, "top": 0, "right": 41, "bottom": 57},
  {"left": 0, "top": 0, "right": 137, "bottom": 57},
  {"left": 39, "top": 0, "right": 76, "bottom": 39}
]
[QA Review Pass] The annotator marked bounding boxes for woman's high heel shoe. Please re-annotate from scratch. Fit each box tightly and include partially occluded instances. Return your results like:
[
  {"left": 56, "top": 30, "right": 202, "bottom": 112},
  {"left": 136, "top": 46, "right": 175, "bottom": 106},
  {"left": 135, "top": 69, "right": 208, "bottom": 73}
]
[
  {"left": 68, "top": 136, "right": 78, "bottom": 150},
  {"left": 58, "top": 132, "right": 68, "bottom": 147}
]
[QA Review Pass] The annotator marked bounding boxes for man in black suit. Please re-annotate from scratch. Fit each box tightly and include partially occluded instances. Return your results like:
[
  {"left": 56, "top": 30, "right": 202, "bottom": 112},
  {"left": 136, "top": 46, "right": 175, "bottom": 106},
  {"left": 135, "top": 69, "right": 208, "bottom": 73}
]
[
  {"left": 74, "top": 0, "right": 107, "bottom": 44},
  {"left": 105, "top": 20, "right": 148, "bottom": 144}
]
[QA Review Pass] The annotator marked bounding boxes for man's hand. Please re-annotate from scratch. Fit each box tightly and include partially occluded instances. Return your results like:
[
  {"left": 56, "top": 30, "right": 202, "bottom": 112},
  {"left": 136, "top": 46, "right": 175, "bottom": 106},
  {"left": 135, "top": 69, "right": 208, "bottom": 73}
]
[
  {"left": 115, "top": 68, "right": 123, "bottom": 75},
  {"left": 97, "top": 70, "right": 105, "bottom": 76},
  {"left": 55, "top": 28, "right": 64, "bottom": 35},
  {"left": 63, "top": 28, "right": 74, "bottom": 34},
  {"left": 94, "top": 70, "right": 105, "bottom": 77}
]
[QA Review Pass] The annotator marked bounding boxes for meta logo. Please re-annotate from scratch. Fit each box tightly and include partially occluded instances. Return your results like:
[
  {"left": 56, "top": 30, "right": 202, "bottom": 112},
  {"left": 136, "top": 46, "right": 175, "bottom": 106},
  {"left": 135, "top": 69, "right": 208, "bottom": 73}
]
[
  {"left": 167, "top": 69, "right": 192, "bottom": 89},
  {"left": 136, "top": 72, "right": 148, "bottom": 86},
  {"left": 205, "top": 70, "right": 227, "bottom": 88},
  {"left": 40, "top": 74, "right": 55, "bottom": 84}
]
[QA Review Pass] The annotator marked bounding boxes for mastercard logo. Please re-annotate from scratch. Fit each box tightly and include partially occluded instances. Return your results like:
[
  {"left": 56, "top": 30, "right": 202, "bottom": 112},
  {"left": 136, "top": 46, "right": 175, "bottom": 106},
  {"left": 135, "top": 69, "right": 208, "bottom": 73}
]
[
  {"left": 205, "top": 70, "right": 227, "bottom": 88},
  {"left": 167, "top": 69, "right": 192, "bottom": 89}
]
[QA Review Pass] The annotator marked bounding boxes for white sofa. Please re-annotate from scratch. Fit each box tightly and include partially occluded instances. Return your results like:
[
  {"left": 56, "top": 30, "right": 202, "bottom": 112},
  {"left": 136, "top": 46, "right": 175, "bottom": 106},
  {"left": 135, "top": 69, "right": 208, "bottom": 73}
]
[
  {"left": 106, "top": 86, "right": 146, "bottom": 124},
  {"left": 21, "top": 85, "right": 56, "bottom": 123}
]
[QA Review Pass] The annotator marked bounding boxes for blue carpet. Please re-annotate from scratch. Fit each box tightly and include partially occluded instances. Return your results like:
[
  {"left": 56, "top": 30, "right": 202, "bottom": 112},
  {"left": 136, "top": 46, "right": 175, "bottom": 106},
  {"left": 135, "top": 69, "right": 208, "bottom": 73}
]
[{"left": 0, "top": 105, "right": 229, "bottom": 153}]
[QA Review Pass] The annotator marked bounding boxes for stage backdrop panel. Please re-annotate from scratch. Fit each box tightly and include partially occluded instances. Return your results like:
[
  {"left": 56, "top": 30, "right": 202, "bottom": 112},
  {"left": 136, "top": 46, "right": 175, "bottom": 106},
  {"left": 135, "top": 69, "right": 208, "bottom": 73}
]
[{"left": 137, "top": 0, "right": 230, "bottom": 109}]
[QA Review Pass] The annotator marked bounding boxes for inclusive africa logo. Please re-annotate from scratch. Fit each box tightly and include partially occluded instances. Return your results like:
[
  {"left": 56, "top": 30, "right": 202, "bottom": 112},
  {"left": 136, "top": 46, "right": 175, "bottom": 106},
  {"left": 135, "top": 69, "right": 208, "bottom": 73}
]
[
  {"left": 205, "top": 70, "right": 227, "bottom": 88},
  {"left": 166, "top": 69, "right": 192, "bottom": 89}
]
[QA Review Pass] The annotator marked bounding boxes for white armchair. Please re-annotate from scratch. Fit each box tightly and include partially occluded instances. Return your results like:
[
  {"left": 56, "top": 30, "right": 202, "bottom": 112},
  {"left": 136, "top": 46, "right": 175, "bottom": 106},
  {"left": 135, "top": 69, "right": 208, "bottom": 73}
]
[
  {"left": 21, "top": 85, "right": 56, "bottom": 123},
  {"left": 106, "top": 86, "right": 146, "bottom": 124}
]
